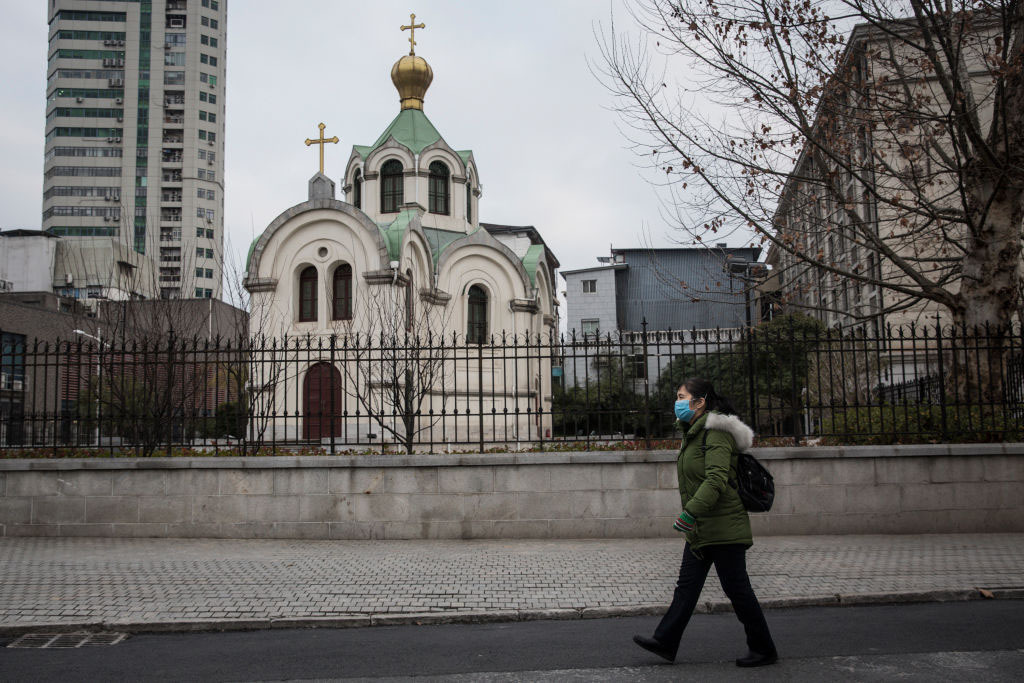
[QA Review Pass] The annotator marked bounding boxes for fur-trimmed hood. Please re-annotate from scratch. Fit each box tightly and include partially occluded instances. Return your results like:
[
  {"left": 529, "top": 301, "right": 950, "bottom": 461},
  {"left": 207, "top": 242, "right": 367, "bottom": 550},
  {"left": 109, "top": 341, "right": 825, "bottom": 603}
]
[{"left": 705, "top": 412, "right": 754, "bottom": 451}]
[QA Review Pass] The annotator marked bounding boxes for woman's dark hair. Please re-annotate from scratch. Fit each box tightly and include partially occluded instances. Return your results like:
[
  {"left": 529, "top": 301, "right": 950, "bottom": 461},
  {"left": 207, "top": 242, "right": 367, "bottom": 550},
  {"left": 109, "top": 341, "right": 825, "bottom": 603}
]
[{"left": 680, "top": 377, "right": 738, "bottom": 416}]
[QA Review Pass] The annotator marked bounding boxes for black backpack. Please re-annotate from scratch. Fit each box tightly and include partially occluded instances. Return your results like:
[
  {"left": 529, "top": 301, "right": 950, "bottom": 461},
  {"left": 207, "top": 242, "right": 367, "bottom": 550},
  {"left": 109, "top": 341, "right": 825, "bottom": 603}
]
[{"left": 700, "top": 430, "right": 774, "bottom": 512}]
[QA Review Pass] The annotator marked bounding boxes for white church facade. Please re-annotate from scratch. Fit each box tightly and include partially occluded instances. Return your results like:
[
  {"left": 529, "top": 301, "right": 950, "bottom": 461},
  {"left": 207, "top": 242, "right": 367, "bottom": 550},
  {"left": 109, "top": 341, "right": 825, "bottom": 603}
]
[{"left": 243, "top": 27, "right": 559, "bottom": 448}]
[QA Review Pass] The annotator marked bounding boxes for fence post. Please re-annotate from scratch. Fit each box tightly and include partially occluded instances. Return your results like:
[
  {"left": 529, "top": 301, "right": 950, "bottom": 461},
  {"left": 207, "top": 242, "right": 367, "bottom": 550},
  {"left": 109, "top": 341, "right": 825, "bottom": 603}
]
[
  {"left": 641, "top": 319, "right": 651, "bottom": 450},
  {"left": 789, "top": 316, "right": 802, "bottom": 445},
  {"left": 746, "top": 324, "right": 756, "bottom": 430},
  {"left": 329, "top": 334, "right": 336, "bottom": 454},
  {"left": 478, "top": 336, "right": 485, "bottom": 453},
  {"left": 935, "top": 314, "right": 948, "bottom": 440}
]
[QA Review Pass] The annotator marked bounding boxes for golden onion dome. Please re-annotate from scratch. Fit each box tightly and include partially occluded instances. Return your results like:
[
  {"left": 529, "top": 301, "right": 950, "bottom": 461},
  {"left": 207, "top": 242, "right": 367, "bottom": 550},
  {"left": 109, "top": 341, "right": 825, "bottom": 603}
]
[{"left": 391, "top": 54, "right": 433, "bottom": 111}]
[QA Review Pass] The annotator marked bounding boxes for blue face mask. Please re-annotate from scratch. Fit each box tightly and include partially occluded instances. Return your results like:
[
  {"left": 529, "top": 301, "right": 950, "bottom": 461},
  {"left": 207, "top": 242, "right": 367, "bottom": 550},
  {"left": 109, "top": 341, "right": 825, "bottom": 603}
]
[{"left": 674, "top": 399, "right": 696, "bottom": 422}]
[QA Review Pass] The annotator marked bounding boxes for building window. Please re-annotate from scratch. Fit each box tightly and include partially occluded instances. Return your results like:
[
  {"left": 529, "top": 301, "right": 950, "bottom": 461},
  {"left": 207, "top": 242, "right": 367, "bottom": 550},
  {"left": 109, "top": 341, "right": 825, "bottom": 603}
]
[
  {"left": 428, "top": 161, "right": 450, "bottom": 214},
  {"left": 352, "top": 168, "right": 362, "bottom": 210},
  {"left": 630, "top": 353, "right": 648, "bottom": 380},
  {"left": 467, "top": 285, "right": 488, "bottom": 344},
  {"left": 380, "top": 159, "right": 403, "bottom": 213},
  {"left": 298, "top": 266, "right": 317, "bottom": 322},
  {"left": 332, "top": 263, "right": 352, "bottom": 321},
  {"left": 581, "top": 319, "right": 599, "bottom": 337},
  {"left": 466, "top": 180, "right": 472, "bottom": 223},
  {"left": 582, "top": 279, "right": 597, "bottom": 293}
]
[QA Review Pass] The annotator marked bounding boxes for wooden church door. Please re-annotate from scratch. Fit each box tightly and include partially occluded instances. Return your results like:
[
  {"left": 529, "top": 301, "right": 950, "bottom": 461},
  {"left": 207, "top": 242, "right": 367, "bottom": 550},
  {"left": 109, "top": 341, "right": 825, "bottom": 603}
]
[{"left": 303, "top": 362, "right": 342, "bottom": 441}]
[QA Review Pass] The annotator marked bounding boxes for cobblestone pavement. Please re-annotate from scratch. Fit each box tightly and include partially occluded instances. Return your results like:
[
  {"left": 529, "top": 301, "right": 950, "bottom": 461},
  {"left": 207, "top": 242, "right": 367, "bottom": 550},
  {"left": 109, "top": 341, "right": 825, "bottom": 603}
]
[{"left": 0, "top": 534, "right": 1021, "bottom": 630}]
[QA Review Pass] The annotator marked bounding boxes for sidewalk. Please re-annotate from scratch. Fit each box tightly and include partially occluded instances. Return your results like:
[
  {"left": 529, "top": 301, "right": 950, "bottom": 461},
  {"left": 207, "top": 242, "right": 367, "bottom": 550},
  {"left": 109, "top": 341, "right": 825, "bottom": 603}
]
[{"left": 1, "top": 533, "right": 1022, "bottom": 634}]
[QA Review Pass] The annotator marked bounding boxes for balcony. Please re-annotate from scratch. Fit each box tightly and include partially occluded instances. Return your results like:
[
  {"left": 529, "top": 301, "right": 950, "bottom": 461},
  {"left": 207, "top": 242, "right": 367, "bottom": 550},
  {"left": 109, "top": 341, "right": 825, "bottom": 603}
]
[
  {"left": 161, "top": 149, "right": 183, "bottom": 163},
  {"left": 160, "top": 209, "right": 182, "bottom": 223},
  {"left": 162, "top": 131, "right": 184, "bottom": 144},
  {"left": 161, "top": 170, "right": 182, "bottom": 183},
  {"left": 160, "top": 192, "right": 182, "bottom": 203}
]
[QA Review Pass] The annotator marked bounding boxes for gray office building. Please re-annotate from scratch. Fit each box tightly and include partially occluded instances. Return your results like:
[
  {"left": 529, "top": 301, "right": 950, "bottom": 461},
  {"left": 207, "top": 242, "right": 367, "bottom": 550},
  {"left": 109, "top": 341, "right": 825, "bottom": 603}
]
[
  {"left": 43, "top": 0, "right": 227, "bottom": 302},
  {"left": 563, "top": 246, "right": 762, "bottom": 337}
]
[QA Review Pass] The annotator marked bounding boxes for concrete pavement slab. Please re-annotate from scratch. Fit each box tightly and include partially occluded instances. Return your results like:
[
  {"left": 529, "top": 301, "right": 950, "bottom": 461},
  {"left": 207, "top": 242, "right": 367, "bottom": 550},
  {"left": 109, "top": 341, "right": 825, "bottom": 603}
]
[{"left": 0, "top": 533, "right": 1021, "bottom": 634}]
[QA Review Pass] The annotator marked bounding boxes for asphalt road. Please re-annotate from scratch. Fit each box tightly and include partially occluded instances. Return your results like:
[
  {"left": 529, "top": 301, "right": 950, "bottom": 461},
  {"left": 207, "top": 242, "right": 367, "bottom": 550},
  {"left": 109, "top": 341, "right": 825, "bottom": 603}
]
[{"left": 1, "top": 601, "right": 1022, "bottom": 682}]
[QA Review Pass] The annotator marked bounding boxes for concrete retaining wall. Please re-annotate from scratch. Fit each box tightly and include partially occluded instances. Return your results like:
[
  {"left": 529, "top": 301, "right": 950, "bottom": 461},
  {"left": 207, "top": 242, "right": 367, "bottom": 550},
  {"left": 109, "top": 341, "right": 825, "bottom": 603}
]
[{"left": 0, "top": 444, "right": 1021, "bottom": 539}]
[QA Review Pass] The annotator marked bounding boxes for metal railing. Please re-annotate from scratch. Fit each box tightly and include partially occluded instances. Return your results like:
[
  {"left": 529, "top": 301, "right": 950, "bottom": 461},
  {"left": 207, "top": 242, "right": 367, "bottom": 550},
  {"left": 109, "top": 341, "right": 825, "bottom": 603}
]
[{"left": 1, "top": 317, "right": 1021, "bottom": 455}]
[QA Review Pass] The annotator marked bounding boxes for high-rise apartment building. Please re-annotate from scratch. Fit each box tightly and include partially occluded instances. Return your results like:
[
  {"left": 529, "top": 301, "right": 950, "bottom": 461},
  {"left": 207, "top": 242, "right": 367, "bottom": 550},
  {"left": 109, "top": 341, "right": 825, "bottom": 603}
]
[{"left": 43, "top": 0, "right": 227, "bottom": 301}]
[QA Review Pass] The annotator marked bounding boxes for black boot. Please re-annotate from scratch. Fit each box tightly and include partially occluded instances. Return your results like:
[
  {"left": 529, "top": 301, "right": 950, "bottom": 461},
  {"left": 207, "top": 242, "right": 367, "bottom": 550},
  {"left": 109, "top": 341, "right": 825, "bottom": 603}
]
[
  {"left": 735, "top": 650, "right": 778, "bottom": 667},
  {"left": 632, "top": 634, "right": 676, "bottom": 662}
]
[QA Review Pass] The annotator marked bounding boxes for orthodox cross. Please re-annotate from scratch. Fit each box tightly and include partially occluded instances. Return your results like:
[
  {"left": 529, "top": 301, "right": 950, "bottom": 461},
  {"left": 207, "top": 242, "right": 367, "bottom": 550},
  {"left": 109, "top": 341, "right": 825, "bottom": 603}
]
[
  {"left": 305, "top": 122, "right": 339, "bottom": 175},
  {"left": 400, "top": 13, "right": 425, "bottom": 56}
]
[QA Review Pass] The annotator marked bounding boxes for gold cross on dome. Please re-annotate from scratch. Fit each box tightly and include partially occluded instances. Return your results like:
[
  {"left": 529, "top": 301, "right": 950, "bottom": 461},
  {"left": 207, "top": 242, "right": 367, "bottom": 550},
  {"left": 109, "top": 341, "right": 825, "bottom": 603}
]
[
  {"left": 304, "top": 122, "right": 339, "bottom": 175},
  {"left": 400, "top": 13, "right": 426, "bottom": 56}
]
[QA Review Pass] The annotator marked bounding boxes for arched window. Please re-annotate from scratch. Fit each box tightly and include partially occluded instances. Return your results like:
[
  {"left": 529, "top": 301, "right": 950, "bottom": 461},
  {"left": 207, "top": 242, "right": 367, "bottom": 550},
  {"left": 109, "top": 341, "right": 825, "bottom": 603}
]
[
  {"left": 298, "top": 266, "right": 317, "bottom": 322},
  {"left": 405, "top": 268, "right": 414, "bottom": 332},
  {"left": 428, "top": 161, "right": 450, "bottom": 215},
  {"left": 380, "top": 159, "right": 403, "bottom": 213},
  {"left": 352, "top": 169, "right": 362, "bottom": 210},
  {"left": 466, "top": 179, "right": 472, "bottom": 223},
  {"left": 332, "top": 263, "right": 353, "bottom": 321},
  {"left": 467, "top": 284, "right": 488, "bottom": 344}
]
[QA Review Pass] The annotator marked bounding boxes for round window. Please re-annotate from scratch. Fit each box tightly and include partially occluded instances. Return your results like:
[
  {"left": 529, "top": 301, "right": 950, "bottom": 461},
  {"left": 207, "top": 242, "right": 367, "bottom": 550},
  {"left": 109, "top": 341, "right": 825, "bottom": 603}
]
[{"left": 317, "top": 246, "right": 328, "bottom": 258}]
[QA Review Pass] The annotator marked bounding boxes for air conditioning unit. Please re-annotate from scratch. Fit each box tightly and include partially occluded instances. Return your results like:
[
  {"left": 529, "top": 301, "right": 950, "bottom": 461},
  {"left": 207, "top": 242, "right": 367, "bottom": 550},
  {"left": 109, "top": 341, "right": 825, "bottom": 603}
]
[
  {"left": 116, "top": 79, "right": 124, "bottom": 87},
  {"left": 76, "top": 96, "right": 84, "bottom": 103},
  {"left": 112, "top": 214, "right": 120, "bottom": 221},
  {"left": 206, "top": 217, "right": 213, "bottom": 224},
  {"left": 104, "top": 40, "right": 112, "bottom": 46},
  {"left": 65, "top": 272, "right": 73, "bottom": 285},
  {"left": 103, "top": 216, "right": 111, "bottom": 222},
  {"left": 115, "top": 97, "right": 123, "bottom": 104},
  {"left": 114, "top": 137, "right": 122, "bottom": 142},
  {"left": 12, "top": 380, "right": 23, "bottom": 391},
  {"left": 0, "top": 280, "right": 12, "bottom": 292},
  {"left": 164, "top": 43, "right": 171, "bottom": 49},
  {"left": 117, "top": 40, "right": 125, "bottom": 47},
  {"left": 207, "top": 160, "right": 214, "bottom": 166},
  {"left": 207, "top": 140, "right": 214, "bottom": 146},
  {"left": 169, "top": 18, "right": 184, "bottom": 28},
  {"left": 103, "top": 59, "right": 113, "bottom": 67},
  {"left": 116, "top": 116, "right": 123, "bottom": 122},
  {"left": 107, "top": 137, "right": 115, "bottom": 143}
]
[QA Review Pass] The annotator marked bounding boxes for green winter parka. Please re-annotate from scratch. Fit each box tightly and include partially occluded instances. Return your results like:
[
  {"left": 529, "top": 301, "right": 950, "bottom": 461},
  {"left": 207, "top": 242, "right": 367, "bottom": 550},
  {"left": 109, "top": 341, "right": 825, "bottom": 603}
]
[{"left": 677, "top": 411, "right": 755, "bottom": 551}]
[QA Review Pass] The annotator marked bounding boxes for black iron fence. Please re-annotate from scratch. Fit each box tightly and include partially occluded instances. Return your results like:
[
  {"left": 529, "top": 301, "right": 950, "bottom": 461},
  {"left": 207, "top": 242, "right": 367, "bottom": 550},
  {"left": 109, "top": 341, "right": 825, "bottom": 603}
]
[{"left": 1, "top": 315, "right": 1022, "bottom": 455}]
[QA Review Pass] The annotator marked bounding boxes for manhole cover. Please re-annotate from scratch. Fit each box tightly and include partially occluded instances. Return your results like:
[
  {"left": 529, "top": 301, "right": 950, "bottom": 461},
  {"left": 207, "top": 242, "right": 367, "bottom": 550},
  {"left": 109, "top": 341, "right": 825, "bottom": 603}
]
[{"left": 7, "top": 632, "right": 128, "bottom": 649}]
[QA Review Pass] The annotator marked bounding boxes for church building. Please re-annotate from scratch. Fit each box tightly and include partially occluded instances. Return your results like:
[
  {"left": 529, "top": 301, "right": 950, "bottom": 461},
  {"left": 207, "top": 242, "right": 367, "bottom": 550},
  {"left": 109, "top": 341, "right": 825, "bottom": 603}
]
[{"left": 243, "top": 18, "right": 559, "bottom": 447}]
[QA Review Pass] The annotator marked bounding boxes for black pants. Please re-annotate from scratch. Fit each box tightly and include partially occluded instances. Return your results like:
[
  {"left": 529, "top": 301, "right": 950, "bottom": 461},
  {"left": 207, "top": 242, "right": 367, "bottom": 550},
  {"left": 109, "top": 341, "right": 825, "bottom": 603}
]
[{"left": 654, "top": 542, "right": 776, "bottom": 656}]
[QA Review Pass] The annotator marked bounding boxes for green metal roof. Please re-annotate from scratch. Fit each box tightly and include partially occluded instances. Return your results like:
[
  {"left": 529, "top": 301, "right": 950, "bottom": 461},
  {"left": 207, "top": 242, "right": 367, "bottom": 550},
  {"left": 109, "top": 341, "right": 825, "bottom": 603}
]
[
  {"left": 421, "top": 227, "right": 468, "bottom": 268},
  {"left": 377, "top": 209, "right": 418, "bottom": 261},
  {"left": 246, "top": 236, "right": 259, "bottom": 271},
  {"left": 356, "top": 109, "right": 443, "bottom": 156},
  {"left": 522, "top": 244, "right": 544, "bottom": 287}
]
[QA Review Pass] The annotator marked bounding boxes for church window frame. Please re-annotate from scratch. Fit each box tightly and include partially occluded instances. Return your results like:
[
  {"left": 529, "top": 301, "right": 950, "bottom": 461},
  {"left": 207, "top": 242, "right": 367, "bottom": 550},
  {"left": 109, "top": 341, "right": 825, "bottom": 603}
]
[
  {"left": 352, "top": 168, "right": 362, "bottom": 210},
  {"left": 332, "top": 263, "right": 353, "bottom": 321},
  {"left": 466, "top": 178, "right": 472, "bottom": 223},
  {"left": 380, "top": 159, "right": 404, "bottom": 213},
  {"left": 298, "top": 265, "right": 318, "bottom": 323},
  {"left": 428, "top": 160, "right": 450, "bottom": 215},
  {"left": 467, "top": 284, "right": 489, "bottom": 344}
]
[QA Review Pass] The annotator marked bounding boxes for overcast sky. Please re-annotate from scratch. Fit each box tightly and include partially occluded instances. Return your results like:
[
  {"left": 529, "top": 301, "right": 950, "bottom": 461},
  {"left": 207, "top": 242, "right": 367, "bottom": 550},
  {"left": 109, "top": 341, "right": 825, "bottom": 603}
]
[{"left": 0, "top": 0, "right": 697, "bottom": 291}]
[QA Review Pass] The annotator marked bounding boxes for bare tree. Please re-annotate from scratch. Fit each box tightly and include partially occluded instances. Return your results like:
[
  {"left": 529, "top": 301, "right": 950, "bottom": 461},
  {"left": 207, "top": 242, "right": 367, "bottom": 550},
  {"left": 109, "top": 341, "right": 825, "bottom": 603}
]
[
  {"left": 331, "top": 275, "right": 455, "bottom": 454},
  {"left": 598, "top": 1, "right": 1023, "bottom": 340}
]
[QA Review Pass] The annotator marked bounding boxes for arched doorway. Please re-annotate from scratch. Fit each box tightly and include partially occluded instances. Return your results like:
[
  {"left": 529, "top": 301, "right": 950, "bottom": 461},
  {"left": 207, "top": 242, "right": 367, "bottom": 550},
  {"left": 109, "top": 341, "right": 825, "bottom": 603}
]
[{"left": 303, "top": 362, "right": 342, "bottom": 441}]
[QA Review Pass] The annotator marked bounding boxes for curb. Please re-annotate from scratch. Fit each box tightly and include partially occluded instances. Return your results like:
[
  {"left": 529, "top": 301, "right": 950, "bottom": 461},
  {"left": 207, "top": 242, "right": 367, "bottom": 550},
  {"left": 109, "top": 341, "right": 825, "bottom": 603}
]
[{"left": 1, "top": 588, "right": 1018, "bottom": 637}]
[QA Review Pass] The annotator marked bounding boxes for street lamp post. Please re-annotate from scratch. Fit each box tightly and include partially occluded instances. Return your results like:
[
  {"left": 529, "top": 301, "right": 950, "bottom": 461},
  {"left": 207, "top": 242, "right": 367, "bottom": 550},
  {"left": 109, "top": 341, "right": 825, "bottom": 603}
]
[{"left": 72, "top": 328, "right": 105, "bottom": 447}]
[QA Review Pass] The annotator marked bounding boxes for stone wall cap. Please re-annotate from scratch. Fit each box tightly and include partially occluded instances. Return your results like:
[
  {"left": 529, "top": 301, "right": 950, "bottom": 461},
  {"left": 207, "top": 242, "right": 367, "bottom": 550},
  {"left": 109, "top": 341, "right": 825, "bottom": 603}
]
[{"left": 0, "top": 443, "right": 1021, "bottom": 471}]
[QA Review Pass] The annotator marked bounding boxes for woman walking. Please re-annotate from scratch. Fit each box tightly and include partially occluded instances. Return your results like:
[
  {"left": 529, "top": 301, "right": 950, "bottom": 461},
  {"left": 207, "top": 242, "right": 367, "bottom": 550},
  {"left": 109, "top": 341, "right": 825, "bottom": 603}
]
[{"left": 633, "top": 378, "right": 777, "bottom": 667}]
